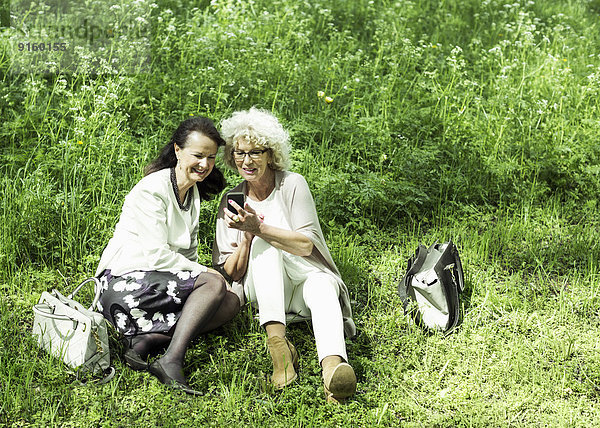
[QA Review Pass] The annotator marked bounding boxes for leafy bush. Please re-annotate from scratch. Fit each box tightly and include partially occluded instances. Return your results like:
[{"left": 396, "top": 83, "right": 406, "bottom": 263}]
[
  {"left": 2, "top": 0, "right": 600, "bottom": 272},
  {"left": 2, "top": 1, "right": 600, "bottom": 426}
]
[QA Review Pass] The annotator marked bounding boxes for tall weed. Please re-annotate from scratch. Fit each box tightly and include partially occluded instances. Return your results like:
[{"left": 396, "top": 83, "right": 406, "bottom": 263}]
[{"left": 1, "top": 1, "right": 600, "bottom": 424}]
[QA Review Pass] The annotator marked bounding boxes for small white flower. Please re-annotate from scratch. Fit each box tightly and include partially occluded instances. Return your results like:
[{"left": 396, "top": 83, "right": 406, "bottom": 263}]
[
  {"left": 167, "top": 281, "right": 177, "bottom": 297},
  {"left": 127, "top": 282, "right": 142, "bottom": 291},
  {"left": 167, "top": 281, "right": 182, "bottom": 304},
  {"left": 114, "top": 279, "right": 142, "bottom": 292},
  {"left": 115, "top": 313, "right": 128, "bottom": 330},
  {"left": 153, "top": 312, "right": 165, "bottom": 322},
  {"left": 167, "top": 313, "right": 177, "bottom": 327},
  {"left": 176, "top": 271, "right": 191, "bottom": 280},
  {"left": 113, "top": 280, "right": 128, "bottom": 292},
  {"left": 130, "top": 308, "right": 146, "bottom": 319},
  {"left": 124, "top": 294, "right": 139, "bottom": 308},
  {"left": 130, "top": 309, "right": 152, "bottom": 331},
  {"left": 138, "top": 317, "right": 153, "bottom": 332}
]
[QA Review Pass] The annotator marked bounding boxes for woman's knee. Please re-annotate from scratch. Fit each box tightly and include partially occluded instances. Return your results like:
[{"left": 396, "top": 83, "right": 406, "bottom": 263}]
[
  {"left": 250, "top": 238, "right": 282, "bottom": 264},
  {"left": 224, "top": 291, "right": 241, "bottom": 317},
  {"left": 195, "top": 271, "right": 227, "bottom": 298},
  {"left": 303, "top": 274, "right": 339, "bottom": 306}
]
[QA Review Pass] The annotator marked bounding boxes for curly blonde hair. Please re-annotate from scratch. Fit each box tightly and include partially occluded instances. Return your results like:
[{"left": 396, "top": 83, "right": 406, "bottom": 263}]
[{"left": 220, "top": 107, "right": 291, "bottom": 171}]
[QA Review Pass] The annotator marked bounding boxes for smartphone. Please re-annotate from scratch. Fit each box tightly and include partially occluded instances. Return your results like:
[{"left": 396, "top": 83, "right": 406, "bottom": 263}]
[{"left": 226, "top": 191, "right": 245, "bottom": 215}]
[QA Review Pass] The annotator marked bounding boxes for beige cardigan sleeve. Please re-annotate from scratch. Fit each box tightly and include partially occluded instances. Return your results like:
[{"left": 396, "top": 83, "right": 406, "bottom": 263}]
[{"left": 278, "top": 172, "right": 356, "bottom": 338}]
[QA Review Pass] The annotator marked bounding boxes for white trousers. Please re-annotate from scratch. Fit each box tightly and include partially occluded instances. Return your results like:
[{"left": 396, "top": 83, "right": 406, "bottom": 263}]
[{"left": 245, "top": 237, "right": 347, "bottom": 362}]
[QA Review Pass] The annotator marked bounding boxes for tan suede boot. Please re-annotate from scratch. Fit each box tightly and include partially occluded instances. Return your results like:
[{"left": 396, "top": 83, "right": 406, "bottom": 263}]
[
  {"left": 322, "top": 359, "right": 357, "bottom": 403},
  {"left": 267, "top": 336, "right": 299, "bottom": 388}
]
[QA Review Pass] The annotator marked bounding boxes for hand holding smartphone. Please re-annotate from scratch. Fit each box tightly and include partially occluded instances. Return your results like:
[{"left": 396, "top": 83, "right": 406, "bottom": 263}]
[{"left": 226, "top": 191, "right": 245, "bottom": 215}]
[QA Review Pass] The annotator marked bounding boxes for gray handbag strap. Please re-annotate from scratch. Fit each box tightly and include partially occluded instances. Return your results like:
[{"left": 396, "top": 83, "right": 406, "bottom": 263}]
[
  {"left": 68, "top": 277, "right": 103, "bottom": 311},
  {"left": 76, "top": 355, "right": 116, "bottom": 385},
  {"left": 32, "top": 303, "right": 74, "bottom": 321},
  {"left": 398, "top": 244, "right": 428, "bottom": 309},
  {"left": 400, "top": 245, "right": 428, "bottom": 289}
]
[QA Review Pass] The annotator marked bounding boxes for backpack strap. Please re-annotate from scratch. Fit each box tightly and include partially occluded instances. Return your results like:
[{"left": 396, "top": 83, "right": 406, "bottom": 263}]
[
  {"left": 452, "top": 242, "right": 465, "bottom": 293},
  {"left": 435, "top": 241, "right": 464, "bottom": 292},
  {"left": 433, "top": 241, "right": 464, "bottom": 332},
  {"left": 398, "top": 244, "right": 428, "bottom": 305}
]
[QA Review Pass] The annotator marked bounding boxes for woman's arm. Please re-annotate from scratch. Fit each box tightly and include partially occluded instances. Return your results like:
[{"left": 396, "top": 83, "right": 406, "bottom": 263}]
[
  {"left": 221, "top": 232, "right": 253, "bottom": 281},
  {"left": 225, "top": 201, "right": 314, "bottom": 257},
  {"left": 213, "top": 192, "right": 253, "bottom": 281},
  {"left": 254, "top": 221, "right": 313, "bottom": 256}
]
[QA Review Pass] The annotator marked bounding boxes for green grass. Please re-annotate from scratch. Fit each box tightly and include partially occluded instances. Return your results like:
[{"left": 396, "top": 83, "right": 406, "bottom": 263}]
[{"left": 2, "top": 0, "right": 600, "bottom": 426}]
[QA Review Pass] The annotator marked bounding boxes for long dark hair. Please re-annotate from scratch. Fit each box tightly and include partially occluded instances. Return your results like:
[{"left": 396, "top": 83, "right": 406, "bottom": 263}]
[{"left": 145, "top": 116, "right": 227, "bottom": 199}]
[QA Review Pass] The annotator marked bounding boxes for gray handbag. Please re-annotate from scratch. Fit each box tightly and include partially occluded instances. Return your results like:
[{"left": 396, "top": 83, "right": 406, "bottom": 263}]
[
  {"left": 398, "top": 241, "right": 465, "bottom": 332},
  {"left": 32, "top": 278, "right": 115, "bottom": 381}
]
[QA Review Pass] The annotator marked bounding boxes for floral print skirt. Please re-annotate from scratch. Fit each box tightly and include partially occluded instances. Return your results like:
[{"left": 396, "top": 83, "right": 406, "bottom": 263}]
[{"left": 97, "top": 269, "right": 199, "bottom": 337}]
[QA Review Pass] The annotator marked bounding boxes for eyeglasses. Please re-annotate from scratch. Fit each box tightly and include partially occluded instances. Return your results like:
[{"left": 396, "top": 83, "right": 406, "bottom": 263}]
[{"left": 232, "top": 148, "right": 269, "bottom": 161}]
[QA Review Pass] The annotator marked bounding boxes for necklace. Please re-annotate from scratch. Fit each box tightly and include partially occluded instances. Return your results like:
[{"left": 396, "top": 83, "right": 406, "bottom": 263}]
[{"left": 170, "top": 167, "right": 193, "bottom": 211}]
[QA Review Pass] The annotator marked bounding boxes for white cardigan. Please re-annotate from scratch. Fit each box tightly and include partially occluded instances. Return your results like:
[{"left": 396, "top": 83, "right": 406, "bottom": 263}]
[
  {"left": 95, "top": 168, "right": 208, "bottom": 277},
  {"left": 213, "top": 170, "right": 356, "bottom": 338}
]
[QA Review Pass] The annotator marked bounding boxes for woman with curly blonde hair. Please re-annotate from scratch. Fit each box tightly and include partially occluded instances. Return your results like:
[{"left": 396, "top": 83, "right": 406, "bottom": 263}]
[{"left": 213, "top": 107, "right": 357, "bottom": 403}]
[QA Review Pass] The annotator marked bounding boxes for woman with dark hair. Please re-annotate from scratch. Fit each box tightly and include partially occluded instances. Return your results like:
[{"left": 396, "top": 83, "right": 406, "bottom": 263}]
[{"left": 95, "top": 116, "right": 240, "bottom": 394}]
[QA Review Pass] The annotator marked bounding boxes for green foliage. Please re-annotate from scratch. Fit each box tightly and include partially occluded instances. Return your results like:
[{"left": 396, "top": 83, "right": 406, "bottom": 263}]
[
  {"left": 1, "top": 0, "right": 600, "bottom": 425},
  {"left": 2, "top": 0, "right": 600, "bottom": 270}
]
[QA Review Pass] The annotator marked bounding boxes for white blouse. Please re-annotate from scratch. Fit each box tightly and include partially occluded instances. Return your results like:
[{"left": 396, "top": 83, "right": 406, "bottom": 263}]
[
  {"left": 247, "top": 189, "right": 322, "bottom": 276},
  {"left": 95, "top": 168, "right": 208, "bottom": 277}
]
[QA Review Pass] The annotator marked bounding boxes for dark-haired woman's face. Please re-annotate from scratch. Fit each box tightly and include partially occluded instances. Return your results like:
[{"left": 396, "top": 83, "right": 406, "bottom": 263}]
[{"left": 175, "top": 131, "right": 218, "bottom": 185}]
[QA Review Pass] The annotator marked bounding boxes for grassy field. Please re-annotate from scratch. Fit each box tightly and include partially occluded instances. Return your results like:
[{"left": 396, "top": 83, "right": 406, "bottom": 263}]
[{"left": 1, "top": 0, "right": 599, "bottom": 426}]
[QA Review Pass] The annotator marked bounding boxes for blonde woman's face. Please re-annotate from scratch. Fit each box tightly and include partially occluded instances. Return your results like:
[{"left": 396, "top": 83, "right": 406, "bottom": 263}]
[{"left": 233, "top": 137, "right": 272, "bottom": 184}]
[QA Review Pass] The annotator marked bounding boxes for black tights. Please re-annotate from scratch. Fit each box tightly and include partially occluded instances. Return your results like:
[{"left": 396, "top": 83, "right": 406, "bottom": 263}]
[{"left": 131, "top": 272, "right": 240, "bottom": 382}]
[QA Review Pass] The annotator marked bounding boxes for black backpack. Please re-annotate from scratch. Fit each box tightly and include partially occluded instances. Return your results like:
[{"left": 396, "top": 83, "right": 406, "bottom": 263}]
[{"left": 398, "top": 241, "right": 465, "bottom": 332}]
